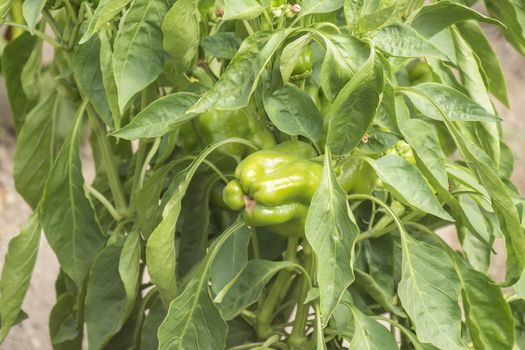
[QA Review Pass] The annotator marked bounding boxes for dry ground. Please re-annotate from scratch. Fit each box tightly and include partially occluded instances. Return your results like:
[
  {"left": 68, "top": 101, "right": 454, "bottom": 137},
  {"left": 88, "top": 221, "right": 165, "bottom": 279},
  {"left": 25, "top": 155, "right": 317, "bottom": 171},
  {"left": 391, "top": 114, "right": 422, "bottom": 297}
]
[{"left": 0, "top": 27, "right": 524, "bottom": 350}]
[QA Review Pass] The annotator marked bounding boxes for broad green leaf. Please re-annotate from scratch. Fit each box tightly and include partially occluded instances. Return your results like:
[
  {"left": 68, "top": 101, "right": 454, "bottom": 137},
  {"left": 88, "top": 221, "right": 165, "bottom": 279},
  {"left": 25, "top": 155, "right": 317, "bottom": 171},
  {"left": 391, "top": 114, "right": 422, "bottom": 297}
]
[
  {"left": 320, "top": 33, "right": 371, "bottom": 101},
  {"left": 178, "top": 175, "right": 213, "bottom": 276},
  {"left": 146, "top": 139, "right": 256, "bottom": 304},
  {"left": 354, "top": 269, "right": 405, "bottom": 317},
  {"left": 215, "top": 260, "right": 298, "bottom": 320},
  {"left": 370, "top": 155, "right": 454, "bottom": 221},
  {"left": 140, "top": 294, "right": 167, "bottom": 350},
  {"left": 348, "top": 307, "right": 398, "bottom": 350},
  {"left": 399, "top": 233, "right": 464, "bottom": 349},
  {"left": 13, "top": 93, "right": 58, "bottom": 208},
  {"left": 263, "top": 83, "right": 323, "bottom": 144},
  {"left": 99, "top": 29, "right": 121, "bottom": 129},
  {"left": 326, "top": 48, "right": 384, "bottom": 155},
  {"left": 223, "top": 0, "right": 269, "bottom": 20},
  {"left": 484, "top": 0, "right": 525, "bottom": 55},
  {"left": 49, "top": 293, "right": 83, "bottom": 350},
  {"left": 113, "top": 0, "right": 168, "bottom": 111},
  {"left": 0, "top": 213, "right": 40, "bottom": 342},
  {"left": 280, "top": 33, "right": 313, "bottom": 82},
  {"left": 118, "top": 231, "right": 141, "bottom": 316},
  {"left": 201, "top": 32, "right": 242, "bottom": 60},
  {"left": 453, "top": 28, "right": 500, "bottom": 166},
  {"left": 456, "top": 257, "right": 515, "bottom": 349},
  {"left": 20, "top": 38, "right": 42, "bottom": 101},
  {"left": 210, "top": 224, "right": 252, "bottom": 294},
  {"left": 400, "top": 119, "right": 448, "bottom": 190},
  {"left": 373, "top": 22, "right": 448, "bottom": 59},
  {"left": 2, "top": 33, "right": 37, "bottom": 130},
  {"left": 298, "top": 0, "right": 344, "bottom": 18},
  {"left": 0, "top": 0, "right": 12, "bottom": 24},
  {"left": 80, "top": 0, "right": 134, "bottom": 43},
  {"left": 162, "top": 0, "right": 200, "bottom": 75},
  {"left": 306, "top": 150, "right": 359, "bottom": 325},
  {"left": 111, "top": 92, "right": 199, "bottom": 139},
  {"left": 74, "top": 36, "right": 112, "bottom": 127},
  {"left": 40, "top": 108, "right": 106, "bottom": 288},
  {"left": 226, "top": 318, "right": 256, "bottom": 348},
  {"left": 188, "top": 29, "right": 293, "bottom": 113},
  {"left": 85, "top": 240, "right": 133, "bottom": 350},
  {"left": 411, "top": 1, "right": 502, "bottom": 38},
  {"left": 157, "top": 222, "right": 245, "bottom": 350},
  {"left": 401, "top": 83, "right": 501, "bottom": 122},
  {"left": 457, "top": 20, "right": 509, "bottom": 106},
  {"left": 458, "top": 195, "right": 492, "bottom": 273},
  {"left": 402, "top": 86, "right": 525, "bottom": 285},
  {"left": 22, "top": 0, "right": 46, "bottom": 33}
]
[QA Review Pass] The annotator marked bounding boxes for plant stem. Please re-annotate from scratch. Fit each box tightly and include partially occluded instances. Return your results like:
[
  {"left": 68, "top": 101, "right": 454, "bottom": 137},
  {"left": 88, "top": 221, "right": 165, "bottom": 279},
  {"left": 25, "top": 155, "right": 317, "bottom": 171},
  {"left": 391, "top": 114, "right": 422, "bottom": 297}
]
[
  {"left": 251, "top": 227, "right": 261, "bottom": 259},
  {"left": 42, "top": 9, "right": 63, "bottom": 43},
  {"left": 87, "top": 106, "right": 128, "bottom": 214},
  {"left": 84, "top": 183, "right": 123, "bottom": 222},
  {"left": 138, "top": 137, "right": 161, "bottom": 189},
  {"left": 4, "top": 22, "right": 63, "bottom": 48},
  {"left": 288, "top": 243, "right": 313, "bottom": 348}
]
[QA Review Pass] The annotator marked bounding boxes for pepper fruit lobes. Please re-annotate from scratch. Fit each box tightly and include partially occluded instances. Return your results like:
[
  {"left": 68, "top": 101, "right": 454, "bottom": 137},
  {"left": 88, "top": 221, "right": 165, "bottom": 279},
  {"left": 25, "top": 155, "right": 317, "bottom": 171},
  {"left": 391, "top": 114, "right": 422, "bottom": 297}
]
[
  {"left": 222, "top": 141, "right": 379, "bottom": 237},
  {"left": 180, "top": 108, "right": 276, "bottom": 158},
  {"left": 223, "top": 141, "right": 321, "bottom": 237}
]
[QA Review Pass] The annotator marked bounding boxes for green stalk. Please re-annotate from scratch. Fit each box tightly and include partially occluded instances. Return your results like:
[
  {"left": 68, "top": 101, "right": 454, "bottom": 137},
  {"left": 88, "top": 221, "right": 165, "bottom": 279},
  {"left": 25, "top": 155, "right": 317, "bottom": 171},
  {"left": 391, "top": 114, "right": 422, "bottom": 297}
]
[
  {"left": 87, "top": 106, "right": 128, "bottom": 214},
  {"left": 288, "top": 243, "right": 313, "bottom": 348}
]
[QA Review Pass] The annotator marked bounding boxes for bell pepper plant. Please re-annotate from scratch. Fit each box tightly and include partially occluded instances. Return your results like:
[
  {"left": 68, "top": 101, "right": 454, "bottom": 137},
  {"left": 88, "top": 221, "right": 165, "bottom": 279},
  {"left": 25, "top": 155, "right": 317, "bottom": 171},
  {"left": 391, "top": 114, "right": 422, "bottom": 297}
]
[{"left": 1, "top": 0, "right": 525, "bottom": 349}]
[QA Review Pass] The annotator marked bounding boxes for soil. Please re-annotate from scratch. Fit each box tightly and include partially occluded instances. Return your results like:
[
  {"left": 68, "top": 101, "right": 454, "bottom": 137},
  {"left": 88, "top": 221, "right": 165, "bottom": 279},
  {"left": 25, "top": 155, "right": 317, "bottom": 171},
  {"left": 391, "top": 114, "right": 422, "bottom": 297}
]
[{"left": 0, "top": 26, "right": 524, "bottom": 350}]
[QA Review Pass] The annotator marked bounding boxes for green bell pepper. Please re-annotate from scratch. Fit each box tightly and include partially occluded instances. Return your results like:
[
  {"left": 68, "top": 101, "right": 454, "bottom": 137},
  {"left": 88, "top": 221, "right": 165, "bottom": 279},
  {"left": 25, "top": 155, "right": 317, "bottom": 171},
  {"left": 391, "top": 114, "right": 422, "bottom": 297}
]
[{"left": 180, "top": 108, "right": 276, "bottom": 159}]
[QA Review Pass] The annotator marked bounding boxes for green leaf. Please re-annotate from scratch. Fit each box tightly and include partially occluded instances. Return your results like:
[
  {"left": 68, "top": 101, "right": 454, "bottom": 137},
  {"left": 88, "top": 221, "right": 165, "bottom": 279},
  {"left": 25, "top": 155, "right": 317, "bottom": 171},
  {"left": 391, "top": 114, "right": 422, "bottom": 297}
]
[
  {"left": 113, "top": 0, "right": 168, "bottom": 111},
  {"left": 215, "top": 260, "right": 297, "bottom": 320},
  {"left": 0, "top": 0, "right": 13, "bottom": 25},
  {"left": 223, "top": 0, "right": 270, "bottom": 20},
  {"left": 370, "top": 155, "right": 454, "bottom": 221},
  {"left": 483, "top": 0, "right": 525, "bottom": 55},
  {"left": 348, "top": 307, "right": 398, "bottom": 350},
  {"left": 411, "top": 1, "right": 502, "bottom": 39},
  {"left": 157, "top": 222, "right": 245, "bottom": 350},
  {"left": 400, "top": 119, "right": 448, "bottom": 190},
  {"left": 74, "top": 36, "right": 113, "bottom": 127},
  {"left": 398, "top": 233, "right": 464, "bottom": 349},
  {"left": 111, "top": 92, "right": 199, "bottom": 139},
  {"left": 140, "top": 293, "right": 167, "bottom": 350},
  {"left": 354, "top": 269, "right": 405, "bottom": 317},
  {"left": 21, "top": 0, "right": 46, "bottom": 33},
  {"left": 298, "top": 0, "right": 344, "bottom": 18},
  {"left": 188, "top": 29, "right": 293, "bottom": 113},
  {"left": 20, "top": 38, "right": 42, "bottom": 102},
  {"left": 162, "top": 0, "right": 200, "bottom": 75},
  {"left": 119, "top": 231, "right": 141, "bottom": 316},
  {"left": 99, "top": 29, "right": 121, "bottom": 129},
  {"left": 40, "top": 108, "right": 106, "bottom": 288},
  {"left": 402, "top": 85, "right": 525, "bottom": 285},
  {"left": 146, "top": 138, "right": 256, "bottom": 304},
  {"left": 13, "top": 93, "right": 58, "bottom": 208},
  {"left": 320, "top": 33, "right": 371, "bottom": 101},
  {"left": 306, "top": 150, "right": 359, "bottom": 325},
  {"left": 452, "top": 28, "right": 500, "bottom": 166},
  {"left": 263, "top": 83, "right": 323, "bottom": 144},
  {"left": 326, "top": 48, "right": 384, "bottom": 155},
  {"left": 49, "top": 293, "right": 83, "bottom": 350},
  {"left": 401, "top": 82, "right": 501, "bottom": 122},
  {"left": 280, "top": 33, "right": 313, "bottom": 83},
  {"left": 178, "top": 176, "right": 213, "bottom": 276},
  {"left": 210, "top": 224, "right": 252, "bottom": 294},
  {"left": 85, "top": 239, "right": 134, "bottom": 350},
  {"left": 201, "top": 32, "right": 242, "bottom": 60},
  {"left": 2, "top": 33, "right": 37, "bottom": 130},
  {"left": 0, "top": 213, "right": 40, "bottom": 342},
  {"left": 80, "top": 0, "right": 134, "bottom": 43},
  {"left": 373, "top": 22, "right": 448, "bottom": 59},
  {"left": 455, "top": 257, "right": 515, "bottom": 349}
]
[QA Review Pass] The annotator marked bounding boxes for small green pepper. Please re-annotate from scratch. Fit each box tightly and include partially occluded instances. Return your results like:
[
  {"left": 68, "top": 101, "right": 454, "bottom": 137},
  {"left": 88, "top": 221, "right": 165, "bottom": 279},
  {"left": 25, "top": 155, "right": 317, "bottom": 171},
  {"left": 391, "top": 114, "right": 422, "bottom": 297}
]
[
  {"left": 291, "top": 46, "right": 314, "bottom": 78},
  {"left": 223, "top": 141, "right": 321, "bottom": 237}
]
